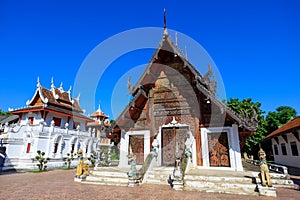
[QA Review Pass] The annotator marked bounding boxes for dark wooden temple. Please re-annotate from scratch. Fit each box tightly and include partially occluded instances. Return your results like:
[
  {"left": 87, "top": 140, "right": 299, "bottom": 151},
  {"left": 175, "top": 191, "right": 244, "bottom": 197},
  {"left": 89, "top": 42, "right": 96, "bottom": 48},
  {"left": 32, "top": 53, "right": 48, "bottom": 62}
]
[{"left": 110, "top": 16, "right": 258, "bottom": 169}]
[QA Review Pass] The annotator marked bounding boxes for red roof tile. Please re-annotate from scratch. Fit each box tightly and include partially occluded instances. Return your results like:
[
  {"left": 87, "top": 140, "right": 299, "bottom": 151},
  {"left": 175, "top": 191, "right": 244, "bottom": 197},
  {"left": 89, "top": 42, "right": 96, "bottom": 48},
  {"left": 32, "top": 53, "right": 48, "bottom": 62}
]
[{"left": 264, "top": 117, "right": 300, "bottom": 140}]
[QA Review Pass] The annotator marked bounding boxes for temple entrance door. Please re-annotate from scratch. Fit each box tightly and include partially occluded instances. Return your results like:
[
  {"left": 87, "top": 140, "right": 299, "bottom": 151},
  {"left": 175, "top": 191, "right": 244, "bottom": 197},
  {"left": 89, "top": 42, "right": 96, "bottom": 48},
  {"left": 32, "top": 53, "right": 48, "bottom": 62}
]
[
  {"left": 207, "top": 132, "right": 230, "bottom": 167},
  {"left": 129, "top": 135, "right": 144, "bottom": 165},
  {"left": 161, "top": 127, "right": 188, "bottom": 166}
]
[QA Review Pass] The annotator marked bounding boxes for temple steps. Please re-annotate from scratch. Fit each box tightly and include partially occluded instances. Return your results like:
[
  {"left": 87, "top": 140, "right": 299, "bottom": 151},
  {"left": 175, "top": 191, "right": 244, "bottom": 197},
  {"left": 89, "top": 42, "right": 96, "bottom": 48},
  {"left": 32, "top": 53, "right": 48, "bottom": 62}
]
[
  {"left": 77, "top": 167, "right": 129, "bottom": 186},
  {"left": 183, "top": 169, "right": 258, "bottom": 196},
  {"left": 145, "top": 166, "right": 174, "bottom": 184},
  {"left": 252, "top": 172, "right": 297, "bottom": 189}
]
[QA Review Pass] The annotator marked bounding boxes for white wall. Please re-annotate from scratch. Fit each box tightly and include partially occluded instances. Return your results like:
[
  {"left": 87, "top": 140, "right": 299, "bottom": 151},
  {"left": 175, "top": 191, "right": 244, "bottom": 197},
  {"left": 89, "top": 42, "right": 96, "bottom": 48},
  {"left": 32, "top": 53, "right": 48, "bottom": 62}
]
[
  {"left": 18, "top": 111, "right": 87, "bottom": 131},
  {"left": 2, "top": 122, "right": 96, "bottom": 169},
  {"left": 272, "top": 133, "right": 300, "bottom": 168}
]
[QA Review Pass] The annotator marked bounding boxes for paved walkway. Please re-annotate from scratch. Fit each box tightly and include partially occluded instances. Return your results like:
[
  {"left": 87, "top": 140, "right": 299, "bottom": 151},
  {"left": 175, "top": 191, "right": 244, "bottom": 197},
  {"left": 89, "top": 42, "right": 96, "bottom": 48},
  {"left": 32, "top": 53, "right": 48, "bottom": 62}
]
[{"left": 0, "top": 169, "right": 299, "bottom": 200}]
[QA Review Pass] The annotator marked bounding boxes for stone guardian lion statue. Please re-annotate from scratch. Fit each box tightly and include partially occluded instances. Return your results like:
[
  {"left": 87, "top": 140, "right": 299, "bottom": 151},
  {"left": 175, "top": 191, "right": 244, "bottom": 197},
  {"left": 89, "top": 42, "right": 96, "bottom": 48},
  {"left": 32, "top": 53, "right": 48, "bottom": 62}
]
[{"left": 258, "top": 148, "right": 272, "bottom": 187}]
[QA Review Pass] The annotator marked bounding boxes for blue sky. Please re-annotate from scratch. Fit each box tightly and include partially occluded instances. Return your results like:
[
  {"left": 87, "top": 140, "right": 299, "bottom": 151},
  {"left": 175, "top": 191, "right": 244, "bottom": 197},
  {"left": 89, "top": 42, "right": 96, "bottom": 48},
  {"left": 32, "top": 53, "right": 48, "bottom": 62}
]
[{"left": 0, "top": 0, "right": 299, "bottom": 120}]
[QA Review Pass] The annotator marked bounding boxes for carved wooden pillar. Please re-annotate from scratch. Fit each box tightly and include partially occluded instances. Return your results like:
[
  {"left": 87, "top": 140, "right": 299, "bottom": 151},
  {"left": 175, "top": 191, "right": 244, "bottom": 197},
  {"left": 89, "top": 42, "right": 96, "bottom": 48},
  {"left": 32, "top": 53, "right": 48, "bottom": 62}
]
[{"left": 196, "top": 120, "right": 203, "bottom": 166}]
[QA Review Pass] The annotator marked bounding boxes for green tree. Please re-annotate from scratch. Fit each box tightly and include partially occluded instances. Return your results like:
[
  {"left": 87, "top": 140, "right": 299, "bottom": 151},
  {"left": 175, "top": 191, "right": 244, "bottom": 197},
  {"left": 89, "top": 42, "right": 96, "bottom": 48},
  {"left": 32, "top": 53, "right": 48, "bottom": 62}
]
[
  {"left": 227, "top": 98, "right": 267, "bottom": 156},
  {"left": 33, "top": 150, "right": 50, "bottom": 171},
  {"left": 88, "top": 151, "right": 97, "bottom": 167},
  {"left": 265, "top": 106, "right": 297, "bottom": 134},
  {"left": 64, "top": 150, "right": 76, "bottom": 169},
  {"left": 0, "top": 109, "right": 11, "bottom": 116}
]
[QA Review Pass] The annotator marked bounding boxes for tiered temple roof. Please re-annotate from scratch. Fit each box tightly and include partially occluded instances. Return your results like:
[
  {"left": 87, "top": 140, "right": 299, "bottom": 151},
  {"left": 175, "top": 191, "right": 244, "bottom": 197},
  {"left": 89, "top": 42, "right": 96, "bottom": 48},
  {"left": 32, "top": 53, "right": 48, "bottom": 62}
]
[
  {"left": 112, "top": 27, "right": 258, "bottom": 132},
  {"left": 10, "top": 78, "right": 91, "bottom": 121},
  {"left": 87, "top": 105, "right": 110, "bottom": 127}
]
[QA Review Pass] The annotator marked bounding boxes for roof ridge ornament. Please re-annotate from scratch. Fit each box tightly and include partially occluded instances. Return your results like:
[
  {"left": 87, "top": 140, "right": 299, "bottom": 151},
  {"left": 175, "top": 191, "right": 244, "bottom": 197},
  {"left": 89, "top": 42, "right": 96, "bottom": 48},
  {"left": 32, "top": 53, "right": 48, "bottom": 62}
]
[
  {"left": 59, "top": 82, "right": 64, "bottom": 92},
  {"left": 68, "top": 85, "right": 72, "bottom": 93},
  {"left": 127, "top": 76, "right": 134, "bottom": 94},
  {"left": 202, "top": 64, "right": 217, "bottom": 95},
  {"left": 185, "top": 46, "right": 188, "bottom": 60},
  {"left": 76, "top": 93, "right": 80, "bottom": 101},
  {"left": 163, "top": 8, "right": 168, "bottom": 35},
  {"left": 51, "top": 77, "right": 55, "bottom": 88},
  {"left": 37, "top": 76, "right": 41, "bottom": 88},
  {"left": 98, "top": 104, "right": 102, "bottom": 113}
]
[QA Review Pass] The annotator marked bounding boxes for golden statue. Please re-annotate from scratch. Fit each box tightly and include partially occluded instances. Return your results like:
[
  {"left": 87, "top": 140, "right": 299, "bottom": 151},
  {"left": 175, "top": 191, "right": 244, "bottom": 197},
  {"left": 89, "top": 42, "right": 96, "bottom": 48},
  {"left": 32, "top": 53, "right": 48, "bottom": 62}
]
[
  {"left": 75, "top": 149, "right": 89, "bottom": 178},
  {"left": 258, "top": 148, "right": 272, "bottom": 187}
]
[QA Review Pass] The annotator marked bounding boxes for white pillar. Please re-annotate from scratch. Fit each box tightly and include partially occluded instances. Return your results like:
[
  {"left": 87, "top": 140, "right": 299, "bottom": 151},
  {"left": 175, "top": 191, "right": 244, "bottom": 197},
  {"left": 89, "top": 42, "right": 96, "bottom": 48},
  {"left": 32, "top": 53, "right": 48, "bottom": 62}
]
[
  {"left": 232, "top": 124, "right": 243, "bottom": 171},
  {"left": 143, "top": 130, "right": 150, "bottom": 159},
  {"left": 118, "top": 130, "right": 128, "bottom": 168},
  {"left": 201, "top": 128, "right": 209, "bottom": 167},
  {"left": 156, "top": 127, "right": 162, "bottom": 166}
]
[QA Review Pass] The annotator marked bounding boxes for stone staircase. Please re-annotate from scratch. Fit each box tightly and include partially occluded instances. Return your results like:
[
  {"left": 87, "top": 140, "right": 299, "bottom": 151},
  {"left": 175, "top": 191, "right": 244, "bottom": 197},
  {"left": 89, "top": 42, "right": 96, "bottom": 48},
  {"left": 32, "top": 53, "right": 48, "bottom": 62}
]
[
  {"left": 252, "top": 171, "right": 297, "bottom": 189},
  {"left": 75, "top": 167, "right": 129, "bottom": 186},
  {"left": 145, "top": 166, "right": 174, "bottom": 185},
  {"left": 184, "top": 169, "right": 258, "bottom": 196}
]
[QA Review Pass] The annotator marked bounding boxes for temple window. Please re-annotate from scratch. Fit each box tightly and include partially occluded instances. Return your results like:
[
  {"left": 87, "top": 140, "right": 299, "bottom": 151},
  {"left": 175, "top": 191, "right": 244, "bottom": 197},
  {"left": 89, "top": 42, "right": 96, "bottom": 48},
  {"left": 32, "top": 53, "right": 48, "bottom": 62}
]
[
  {"left": 73, "top": 121, "right": 80, "bottom": 129},
  {"left": 273, "top": 144, "right": 278, "bottom": 155},
  {"left": 290, "top": 141, "right": 299, "bottom": 156},
  {"left": 26, "top": 143, "right": 31, "bottom": 153},
  {"left": 71, "top": 143, "right": 75, "bottom": 153},
  {"left": 85, "top": 145, "right": 88, "bottom": 154},
  {"left": 281, "top": 143, "right": 287, "bottom": 155},
  {"left": 29, "top": 117, "right": 34, "bottom": 125},
  {"left": 52, "top": 117, "right": 61, "bottom": 127},
  {"left": 53, "top": 143, "right": 58, "bottom": 153}
]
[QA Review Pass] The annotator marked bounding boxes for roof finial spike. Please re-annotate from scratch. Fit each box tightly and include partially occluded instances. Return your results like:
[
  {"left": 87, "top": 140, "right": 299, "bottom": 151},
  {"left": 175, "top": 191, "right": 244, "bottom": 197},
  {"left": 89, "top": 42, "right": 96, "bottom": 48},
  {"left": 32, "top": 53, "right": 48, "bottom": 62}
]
[
  {"left": 51, "top": 77, "right": 54, "bottom": 88},
  {"left": 185, "top": 46, "right": 188, "bottom": 60},
  {"left": 98, "top": 104, "right": 102, "bottom": 113},
  {"left": 163, "top": 8, "right": 168, "bottom": 35},
  {"left": 59, "top": 82, "right": 64, "bottom": 92},
  {"left": 76, "top": 93, "right": 80, "bottom": 101},
  {"left": 37, "top": 76, "right": 41, "bottom": 87},
  {"left": 68, "top": 85, "right": 72, "bottom": 93},
  {"left": 175, "top": 32, "right": 178, "bottom": 46}
]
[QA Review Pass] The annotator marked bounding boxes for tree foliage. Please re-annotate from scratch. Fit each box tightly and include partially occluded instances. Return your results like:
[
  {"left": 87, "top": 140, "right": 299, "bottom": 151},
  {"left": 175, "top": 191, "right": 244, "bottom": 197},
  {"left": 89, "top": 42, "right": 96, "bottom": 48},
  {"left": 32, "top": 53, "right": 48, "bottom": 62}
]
[
  {"left": 64, "top": 150, "right": 76, "bottom": 169},
  {"left": 227, "top": 98, "right": 298, "bottom": 159},
  {"left": 0, "top": 109, "right": 11, "bottom": 116},
  {"left": 265, "top": 106, "right": 297, "bottom": 134},
  {"left": 33, "top": 150, "right": 50, "bottom": 171},
  {"left": 227, "top": 98, "right": 267, "bottom": 155}
]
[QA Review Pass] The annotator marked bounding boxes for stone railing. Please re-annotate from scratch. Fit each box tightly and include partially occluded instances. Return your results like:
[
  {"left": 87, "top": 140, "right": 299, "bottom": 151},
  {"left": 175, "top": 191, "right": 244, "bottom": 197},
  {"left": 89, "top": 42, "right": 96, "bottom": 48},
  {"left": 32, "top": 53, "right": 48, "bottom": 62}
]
[
  {"left": 127, "top": 152, "right": 157, "bottom": 186},
  {"left": 180, "top": 153, "right": 189, "bottom": 176},
  {"left": 4, "top": 121, "right": 92, "bottom": 137},
  {"left": 245, "top": 158, "right": 289, "bottom": 176},
  {"left": 138, "top": 152, "right": 157, "bottom": 183},
  {"left": 2, "top": 138, "right": 23, "bottom": 144},
  {"left": 268, "top": 163, "right": 288, "bottom": 175},
  {"left": 246, "top": 158, "right": 260, "bottom": 165}
]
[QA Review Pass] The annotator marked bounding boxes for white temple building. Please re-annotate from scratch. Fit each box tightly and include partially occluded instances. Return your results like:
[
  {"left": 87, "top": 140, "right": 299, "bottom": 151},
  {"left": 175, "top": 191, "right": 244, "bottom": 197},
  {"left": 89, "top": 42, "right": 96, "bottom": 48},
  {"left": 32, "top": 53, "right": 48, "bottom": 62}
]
[{"left": 0, "top": 78, "right": 97, "bottom": 170}]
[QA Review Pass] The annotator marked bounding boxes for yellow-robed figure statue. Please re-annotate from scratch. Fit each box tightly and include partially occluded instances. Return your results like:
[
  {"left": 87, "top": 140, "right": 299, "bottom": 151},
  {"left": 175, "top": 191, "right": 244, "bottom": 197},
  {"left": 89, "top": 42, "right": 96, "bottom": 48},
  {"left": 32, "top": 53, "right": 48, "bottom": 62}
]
[{"left": 75, "top": 149, "right": 89, "bottom": 178}]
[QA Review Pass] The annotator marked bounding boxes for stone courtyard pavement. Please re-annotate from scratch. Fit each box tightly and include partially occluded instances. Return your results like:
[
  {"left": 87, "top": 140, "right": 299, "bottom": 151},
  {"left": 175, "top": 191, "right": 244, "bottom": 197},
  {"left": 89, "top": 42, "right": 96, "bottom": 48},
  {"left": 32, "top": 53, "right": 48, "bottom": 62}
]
[{"left": 0, "top": 169, "right": 299, "bottom": 200}]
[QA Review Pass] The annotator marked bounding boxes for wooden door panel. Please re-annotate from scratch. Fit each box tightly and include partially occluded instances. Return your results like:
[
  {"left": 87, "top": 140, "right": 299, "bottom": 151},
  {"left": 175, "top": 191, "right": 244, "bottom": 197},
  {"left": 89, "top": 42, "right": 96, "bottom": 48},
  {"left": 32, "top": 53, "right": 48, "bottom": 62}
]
[
  {"left": 129, "top": 135, "right": 144, "bottom": 165},
  {"left": 161, "top": 127, "right": 187, "bottom": 166},
  {"left": 208, "top": 132, "right": 230, "bottom": 167}
]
